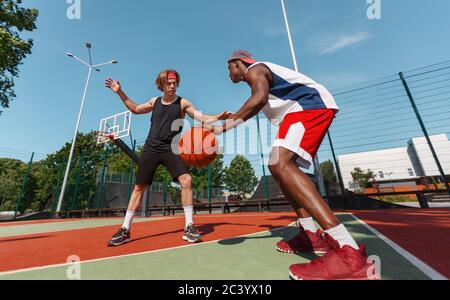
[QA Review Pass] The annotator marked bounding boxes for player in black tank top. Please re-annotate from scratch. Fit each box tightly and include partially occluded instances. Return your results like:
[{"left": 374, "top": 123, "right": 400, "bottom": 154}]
[
  {"left": 144, "top": 96, "right": 183, "bottom": 153},
  {"left": 104, "top": 69, "right": 232, "bottom": 246}
]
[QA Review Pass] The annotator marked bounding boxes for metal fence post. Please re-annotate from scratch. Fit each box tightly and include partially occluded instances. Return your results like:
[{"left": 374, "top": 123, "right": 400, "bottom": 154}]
[
  {"left": 51, "top": 160, "right": 67, "bottom": 218},
  {"left": 14, "top": 152, "right": 34, "bottom": 219},
  {"left": 256, "top": 114, "right": 270, "bottom": 201},
  {"left": 208, "top": 165, "right": 212, "bottom": 214},
  {"left": 399, "top": 72, "right": 450, "bottom": 195},
  {"left": 128, "top": 139, "right": 137, "bottom": 200},
  {"left": 327, "top": 131, "right": 346, "bottom": 196},
  {"left": 71, "top": 151, "right": 85, "bottom": 210},
  {"left": 163, "top": 168, "right": 168, "bottom": 213},
  {"left": 96, "top": 147, "right": 109, "bottom": 209}
]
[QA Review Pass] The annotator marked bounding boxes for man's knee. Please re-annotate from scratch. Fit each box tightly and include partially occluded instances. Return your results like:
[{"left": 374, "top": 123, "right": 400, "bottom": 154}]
[
  {"left": 269, "top": 155, "right": 296, "bottom": 178},
  {"left": 133, "top": 184, "right": 147, "bottom": 194},
  {"left": 269, "top": 147, "right": 299, "bottom": 178},
  {"left": 269, "top": 161, "right": 284, "bottom": 178},
  {"left": 178, "top": 174, "right": 192, "bottom": 189}
]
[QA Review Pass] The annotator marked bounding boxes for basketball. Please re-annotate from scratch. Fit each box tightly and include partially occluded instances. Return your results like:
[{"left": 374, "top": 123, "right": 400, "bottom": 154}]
[{"left": 179, "top": 127, "right": 219, "bottom": 168}]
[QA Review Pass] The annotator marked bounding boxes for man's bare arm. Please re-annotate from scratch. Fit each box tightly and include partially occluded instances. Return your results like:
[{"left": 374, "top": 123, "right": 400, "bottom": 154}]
[
  {"left": 105, "top": 78, "right": 155, "bottom": 114},
  {"left": 117, "top": 91, "right": 156, "bottom": 114},
  {"left": 183, "top": 99, "right": 233, "bottom": 124},
  {"left": 219, "top": 67, "right": 270, "bottom": 133}
]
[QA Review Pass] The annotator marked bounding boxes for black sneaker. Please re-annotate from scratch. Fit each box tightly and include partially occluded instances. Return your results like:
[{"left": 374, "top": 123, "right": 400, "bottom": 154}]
[
  {"left": 183, "top": 224, "right": 202, "bottom": 243},
  {"left": 108, "top": 227, "right": 131, "bottom": 247}
]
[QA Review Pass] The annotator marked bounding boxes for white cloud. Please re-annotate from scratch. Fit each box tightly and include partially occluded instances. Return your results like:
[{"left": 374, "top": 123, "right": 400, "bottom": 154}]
[{"left": 310, "top": 32, "right": 372, "bottom": 55}]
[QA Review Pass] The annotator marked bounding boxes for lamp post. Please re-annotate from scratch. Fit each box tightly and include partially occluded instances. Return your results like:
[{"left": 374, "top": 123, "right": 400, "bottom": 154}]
[{"left": 56, "top": 43, "right": 118, "bottom": 216}]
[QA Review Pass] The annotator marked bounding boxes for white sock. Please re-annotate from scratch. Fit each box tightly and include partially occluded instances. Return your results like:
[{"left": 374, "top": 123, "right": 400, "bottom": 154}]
[
  {"left": 297, "top": 217, "right": 318, "bottom": 233},
  {"left": 325, "top": 224, "right": 359, "bottom": 250},
  {"left": 122, "top": 211, "right": 135, "bottom": 230},
  {"left": 183, "top": 206, "right": 194, "bottom": 228}
]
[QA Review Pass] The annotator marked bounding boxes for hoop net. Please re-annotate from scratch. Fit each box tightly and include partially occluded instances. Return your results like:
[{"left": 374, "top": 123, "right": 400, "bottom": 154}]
[{"left": 96, "top": 131, "right": 118, "bottom": 145}]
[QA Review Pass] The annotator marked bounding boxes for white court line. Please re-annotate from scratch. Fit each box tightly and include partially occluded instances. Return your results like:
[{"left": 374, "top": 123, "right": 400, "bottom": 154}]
[
  {"left": 2, "top": 212, "right": 294, "bottom": 226},
  {"left": 349, "top": 213, "right": 447, "bottom": 280},
  {"left": 1, "top": 213, "right": 295, "bottom": 238},
  {"left": 0, "top": 222, "right": 297, "bottom": 277}
]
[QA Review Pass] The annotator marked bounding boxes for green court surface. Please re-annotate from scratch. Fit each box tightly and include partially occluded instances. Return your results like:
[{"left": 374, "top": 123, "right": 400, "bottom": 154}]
[{"left": 0, "top": 218, "right": 162, "bottom": 238}]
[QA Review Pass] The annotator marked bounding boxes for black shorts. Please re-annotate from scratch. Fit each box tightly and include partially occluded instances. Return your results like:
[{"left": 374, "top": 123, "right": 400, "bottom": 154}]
[{"left": 135, "top": 151, "right": 190, "bottom": 185}]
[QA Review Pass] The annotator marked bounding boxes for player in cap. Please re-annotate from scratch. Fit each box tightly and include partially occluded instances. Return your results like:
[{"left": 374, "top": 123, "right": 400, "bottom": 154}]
[
  {"left": 213, "top": 50, "right": 375, "bottom": 280},
  {"left": 227, "top": 50, "right": 257, "bottom": 65},
  {"left": 105, "top": 69, "right": 231, "bottom": 246}
]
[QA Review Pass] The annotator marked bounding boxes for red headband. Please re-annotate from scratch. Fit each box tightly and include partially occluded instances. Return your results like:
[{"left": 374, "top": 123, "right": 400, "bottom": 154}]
[{"left": 167, "top": 71, "right": 177, "bottom": 80}]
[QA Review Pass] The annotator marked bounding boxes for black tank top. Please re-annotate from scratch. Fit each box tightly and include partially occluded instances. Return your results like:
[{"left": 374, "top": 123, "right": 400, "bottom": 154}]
[{"left": 144, "top": 96, "right": 184, "bottom": 153}]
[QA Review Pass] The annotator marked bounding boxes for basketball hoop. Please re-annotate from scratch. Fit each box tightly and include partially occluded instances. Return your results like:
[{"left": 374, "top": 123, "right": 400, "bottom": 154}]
[
  {"left": 97, "top": 131, "right": 117, "bottom": 145},
  {"left": 97, "top": 111, "right": 132, "bottom": 145}
]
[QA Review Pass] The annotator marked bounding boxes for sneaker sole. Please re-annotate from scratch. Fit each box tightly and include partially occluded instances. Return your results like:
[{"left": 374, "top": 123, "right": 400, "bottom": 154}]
[
  {"left": 107, "top": 238, "right": 131, "bottom": 247},
  {"left": 289, "top": 269, "right": 380, "bottom": 281},
  {"left": 182, "top": 236, "right": 202, "bottom": 243}
]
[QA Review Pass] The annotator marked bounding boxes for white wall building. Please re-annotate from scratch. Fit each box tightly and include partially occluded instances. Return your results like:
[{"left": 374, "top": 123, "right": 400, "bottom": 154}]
[{"left": 338, "top": 134, "right": 450, "bottom": 189}]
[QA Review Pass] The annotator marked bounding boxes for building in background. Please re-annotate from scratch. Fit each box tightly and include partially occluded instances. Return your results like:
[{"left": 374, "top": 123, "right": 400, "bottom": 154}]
[{"left": 338, "top": 134, "right": 450, "bottom": 190}]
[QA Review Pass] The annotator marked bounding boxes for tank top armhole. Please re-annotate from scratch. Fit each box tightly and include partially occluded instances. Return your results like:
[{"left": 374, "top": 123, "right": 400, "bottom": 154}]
[
  {"left": 150, "top": 97, "right": 161, "bottom": 122},
  {"left": 246, "top": 62, "right": 266, "bottom": 73},
  {"left": 177, "top": 96, "right": 184, "bottom": 119},
  {"left": 246, "top": 62, "right": 273, "bottom": 88}
]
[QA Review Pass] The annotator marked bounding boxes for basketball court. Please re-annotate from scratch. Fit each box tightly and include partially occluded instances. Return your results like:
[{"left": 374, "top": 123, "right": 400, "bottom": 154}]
[
  {"left": 1, "top": 0, "right": 450, "bottom": 285},
  {"left": 1, "top": 210, "right": 448, "bottom": 280}
]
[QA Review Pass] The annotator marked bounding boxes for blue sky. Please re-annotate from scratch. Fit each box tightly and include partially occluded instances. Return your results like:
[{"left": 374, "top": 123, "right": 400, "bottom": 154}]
[{"left": 2, "top": 0, "right": 450, "bottom": 166}]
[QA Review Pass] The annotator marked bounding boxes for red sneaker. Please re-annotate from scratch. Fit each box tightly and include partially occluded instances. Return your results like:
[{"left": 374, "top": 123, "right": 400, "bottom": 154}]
[
  {"left": 277, "top": 224, "right": 329, "bottom": 255},
  {"left": 289, "top": 234, "right": 379, "bottom": 280}
]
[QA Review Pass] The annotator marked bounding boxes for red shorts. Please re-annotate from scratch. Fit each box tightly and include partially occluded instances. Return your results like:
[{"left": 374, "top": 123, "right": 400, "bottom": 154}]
[{"left": 273, "top": 109, "right": 337, "bottom": 169}]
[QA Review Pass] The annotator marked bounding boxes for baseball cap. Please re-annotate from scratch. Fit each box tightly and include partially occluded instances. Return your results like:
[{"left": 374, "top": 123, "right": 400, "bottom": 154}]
[{"left": 228, "top": 50, "right": 257, "bottom": 64}]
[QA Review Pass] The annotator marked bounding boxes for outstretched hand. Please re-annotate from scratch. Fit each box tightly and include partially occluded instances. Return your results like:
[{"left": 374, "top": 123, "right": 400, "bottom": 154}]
[
  {"left": 217, "top": 111, "right": 234, "bottom": 120},
  {"left": 105, "top": 78, "right": 122, "bottom": 94}
]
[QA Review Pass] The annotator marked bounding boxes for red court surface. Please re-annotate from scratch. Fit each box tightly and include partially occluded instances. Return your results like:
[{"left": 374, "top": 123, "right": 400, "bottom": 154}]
[
  {"left": 352, "top": 208, "right": 450, "bottom": 278},
  {"left": 0, "top": 213, "right": 297, "bottom": 273}
]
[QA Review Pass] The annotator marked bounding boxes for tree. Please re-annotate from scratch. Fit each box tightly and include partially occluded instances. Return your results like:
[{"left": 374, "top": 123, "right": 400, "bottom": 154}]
[
  {"left": 0, "top": 134, "right": 228, "bottom": 212},
  {"left": 351, "top": 167, "right": 376, "bottom": 189},
  {"left": 0, "top": 158, "right": 26, "bottom": 211},
  {"left": 224, "top": 155, "right": 258, "bottom": 200},
  {"left": 0, "top": 157, "right": 41, "bottom": 214},
  {"left": 320, "top": 160, "right": 337, "bottom": 184},
  {"left": 189, "top": 154, "right": 225, "bottom": 202},
  {"left": 189, "top": 154, "right": 225, "bottom": 192},
  {"left": 0, "top": 0, "right": 39, "bottom": 114},
  {"left": 32, "top": 131, "right": 106, "bottom": 211},
  {"left": 158, "top": 154, "right": 226, "bottom": 204}
]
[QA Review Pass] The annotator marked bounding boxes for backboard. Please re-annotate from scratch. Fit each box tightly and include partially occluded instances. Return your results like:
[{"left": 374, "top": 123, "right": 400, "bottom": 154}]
[{"left": 97, "top": 111, "right": 132, "bottom": 145}]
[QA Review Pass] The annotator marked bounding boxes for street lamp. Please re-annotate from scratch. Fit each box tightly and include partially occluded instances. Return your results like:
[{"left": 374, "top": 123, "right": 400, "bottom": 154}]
[{"left": 56, "top": 43, "right": 118, "bottom": 216}]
